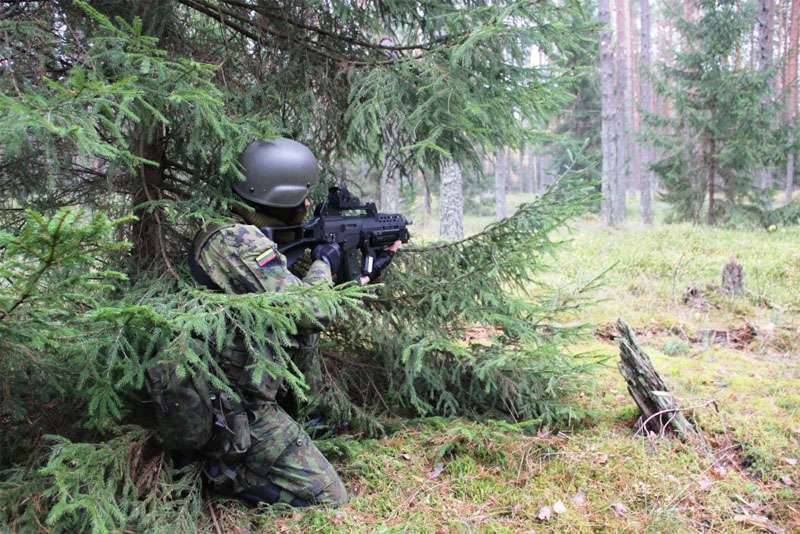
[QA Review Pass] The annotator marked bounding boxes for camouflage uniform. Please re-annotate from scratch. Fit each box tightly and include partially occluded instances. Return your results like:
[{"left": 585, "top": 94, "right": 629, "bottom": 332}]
[{"left": 191, "top": 222, "right": 347, "bottom": 507}]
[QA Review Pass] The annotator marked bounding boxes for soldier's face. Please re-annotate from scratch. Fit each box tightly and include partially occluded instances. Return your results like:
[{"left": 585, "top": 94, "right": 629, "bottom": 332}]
[{"left": 267, "top": 196, "right": 310, "bottom": 226}]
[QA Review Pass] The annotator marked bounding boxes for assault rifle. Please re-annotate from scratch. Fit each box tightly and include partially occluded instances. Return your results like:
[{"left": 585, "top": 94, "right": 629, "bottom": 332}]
[{"left": 261, "top": 186, "right": 411, "bottom": 282}]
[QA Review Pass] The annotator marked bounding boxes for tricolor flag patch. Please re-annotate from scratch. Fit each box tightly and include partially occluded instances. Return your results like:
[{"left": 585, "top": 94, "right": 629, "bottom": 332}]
[{"left": 256, "top": 247, "right": 277, "bottom": 267}]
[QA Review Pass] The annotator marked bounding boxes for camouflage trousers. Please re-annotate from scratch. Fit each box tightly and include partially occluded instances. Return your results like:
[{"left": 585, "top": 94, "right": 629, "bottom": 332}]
[
  {"left": 205, "top": 402, "right": 347, "bottom": 506},
  {"left": 205, "top": 335, "right": 346, "bottom": 507}
]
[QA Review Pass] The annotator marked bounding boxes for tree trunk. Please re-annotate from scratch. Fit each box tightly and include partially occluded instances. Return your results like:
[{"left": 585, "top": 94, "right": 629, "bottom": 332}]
[
  {"left": 495, "top": 147, "right": 509, "bottom": 221},
  {"left": 131, "top": 127, "right": 167, "bottom": 270},
  {"left": 780, "top": 0, "right": 791, "bottom": 92},
  {"left": 629, "top": 0, "right": 642, "bottom": 199},
  {"left": 439, "top": 159, "right": 464, "bottom": 241},
  {"left": 422, "top": 171, "right": 433, "bottom": 217},
  {"left": 757, "top": 0, "right": 776, "bottom": 189},
  {"left": 110, "top": 0, "right": 173, "bottom": 270},
  {"left": 529, "top": 152, "right": 539, "bottom": 194},
  {"left": 380, "top": 123, "right": 403, "bottom": 213},
  {"left": 614, "top": 0, "right": 630, "bottom": 223},
  {"left": 721, "top": 257, "right": 745, "bottom": 296},
  {"left": 600, "top": 0, "right": 619, "bottom": 225},
  {"left": 786, "top": 0, "right": 800, "bottom": 203},
  {"left": 654, "top": 4, "right": 673, "bottom": 122},
  {"left": 639, "top": 0, "right": 654, "bottom": 224},
  {"left": 379, "top": 166, "right": 401, "bottom": 212},
  {"left": 707, "top": 136, "right": 717, "bottom": 224},
  {"left": 758, "top": 0, "right": 776, "bottom": 74},
  {"left": 521, "top": 147, "right": 534, "bottom": 194}
]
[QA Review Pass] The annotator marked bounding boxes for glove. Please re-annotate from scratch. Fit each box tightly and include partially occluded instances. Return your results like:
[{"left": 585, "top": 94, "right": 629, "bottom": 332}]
[
  {"left": 312, "top": 243, "right": 342, "bottom": 273},
  {"left": 363, "top": 249, "right": 396, "bottom": 282}
]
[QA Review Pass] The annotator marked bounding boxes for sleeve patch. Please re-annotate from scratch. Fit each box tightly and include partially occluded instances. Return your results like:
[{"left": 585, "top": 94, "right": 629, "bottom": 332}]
[{"left": 256, "top": 247, "right": 277, "bottom": 267}]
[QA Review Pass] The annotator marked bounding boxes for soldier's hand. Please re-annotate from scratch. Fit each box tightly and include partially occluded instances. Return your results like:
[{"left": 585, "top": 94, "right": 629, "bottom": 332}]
[
  {"left": 312, "top": 243, "right": 342, "bottom": 272},
  {"left": 360, "top": 240, "right": 402, "bottom": 285}
]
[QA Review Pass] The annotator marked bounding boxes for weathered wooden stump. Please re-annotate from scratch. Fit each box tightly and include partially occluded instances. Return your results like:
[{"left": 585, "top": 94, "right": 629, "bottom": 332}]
[
  {"left": 616, "top": 318, "right": 699, "bottom": 439},
  {"left": 721, "top": 256, "right": 744, "bottom": 296}
]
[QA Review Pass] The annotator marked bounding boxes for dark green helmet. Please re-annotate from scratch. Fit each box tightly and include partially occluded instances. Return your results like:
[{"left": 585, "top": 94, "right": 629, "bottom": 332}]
[{"left": 234, "top": 138, "right": 319, "bottom": 208}]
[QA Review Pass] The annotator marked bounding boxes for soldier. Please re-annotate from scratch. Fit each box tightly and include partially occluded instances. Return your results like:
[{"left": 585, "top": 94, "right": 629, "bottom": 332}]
[{"left": 182, "top": 138, "right": 400, "bottom": 507}]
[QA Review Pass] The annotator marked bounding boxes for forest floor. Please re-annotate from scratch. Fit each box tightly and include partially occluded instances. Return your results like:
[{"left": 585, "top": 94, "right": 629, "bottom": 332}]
[{"left": 207, "top": 197, "right": 800, "bottom": 533}]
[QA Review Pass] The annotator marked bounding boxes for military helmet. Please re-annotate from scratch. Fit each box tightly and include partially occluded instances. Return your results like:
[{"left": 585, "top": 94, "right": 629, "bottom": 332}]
[{"left": 234, "top": 138, "right": 319, "bottom": 208}]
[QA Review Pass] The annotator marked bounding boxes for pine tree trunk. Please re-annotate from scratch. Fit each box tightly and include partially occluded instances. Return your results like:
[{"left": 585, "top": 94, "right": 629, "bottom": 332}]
[
  {"left": 600, "top": 0, "right": 619, "bottom": 225},
  {"left": 639, "top": 0, "right": 654, "bottom": 224},
  {"left": 614, "top": 0, "right": 629, "bottom": 223},
  {"left": 495, "top": 147, "right": 509, "bottom": 221},
  {"left": 439, "top": 159, "right": 464, "bottom": 241},
  {"left": 786, "top": 0, "right": 800, "bottom": 203}
]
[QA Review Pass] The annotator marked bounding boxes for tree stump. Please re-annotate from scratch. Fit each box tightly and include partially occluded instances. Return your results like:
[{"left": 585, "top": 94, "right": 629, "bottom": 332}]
[
  {"left": 616, "top": 318, "right": 699, "bottom": 439},
  {"left": 721, "top": 256, "right": 744, "bottom": 296}
]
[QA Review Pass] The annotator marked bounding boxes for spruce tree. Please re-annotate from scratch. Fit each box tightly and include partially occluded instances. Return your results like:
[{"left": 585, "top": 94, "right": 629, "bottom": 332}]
[{"left": 646, "top": 0, "right": 784, "bottom": 225}]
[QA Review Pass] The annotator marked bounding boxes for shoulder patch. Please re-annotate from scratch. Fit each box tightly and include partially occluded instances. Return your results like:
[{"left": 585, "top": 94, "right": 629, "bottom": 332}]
[{"left": 256, "top": 246, "right": 278, "bottom": 267}]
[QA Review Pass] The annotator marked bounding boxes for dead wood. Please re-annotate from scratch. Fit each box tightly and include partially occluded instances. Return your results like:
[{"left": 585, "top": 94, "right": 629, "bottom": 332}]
[
  {"left": 721, "top": 256, "right": 744, "bottom": 296},
  {"left": 616, "top": 318, "right": 700, "bottom": 439}
]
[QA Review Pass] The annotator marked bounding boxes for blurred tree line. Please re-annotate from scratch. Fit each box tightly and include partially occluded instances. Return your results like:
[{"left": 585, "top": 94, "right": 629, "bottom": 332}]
[{"left": 587, "top": 0, "right": 800, "bottom": 227}]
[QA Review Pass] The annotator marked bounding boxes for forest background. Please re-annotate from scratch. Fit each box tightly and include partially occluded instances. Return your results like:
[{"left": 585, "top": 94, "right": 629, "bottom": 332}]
[{"left": 0, "top": 0, "right": 798, "bottom": 532}]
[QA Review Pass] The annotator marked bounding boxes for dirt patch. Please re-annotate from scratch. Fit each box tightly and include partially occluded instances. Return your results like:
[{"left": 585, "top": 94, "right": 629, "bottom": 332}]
[
  {"left": 594, "top": 322, "right": 687, "bottom": 343},
  {"left": 464, "top": 325, "right": 503, "bottom": 345},
  {"left": 693, "top": 323, "right": 758, "bottom": 351},
  {"left": 594, "top": 321, "right": 763, "bottom": 352}
]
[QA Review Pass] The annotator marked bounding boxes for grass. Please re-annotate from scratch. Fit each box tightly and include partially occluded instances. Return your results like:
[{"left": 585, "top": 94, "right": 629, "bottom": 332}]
[{"left": 206, "top": 197, "right": 800, "bottom": 532}]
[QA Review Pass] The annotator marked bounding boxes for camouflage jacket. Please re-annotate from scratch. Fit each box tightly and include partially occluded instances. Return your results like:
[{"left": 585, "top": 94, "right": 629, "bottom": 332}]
[
  {"left": 191, "top": 222, "right": 332, "bottom": 406},
  {"left": 194, "top": 222, "right": 331, "bottom": 295}
]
